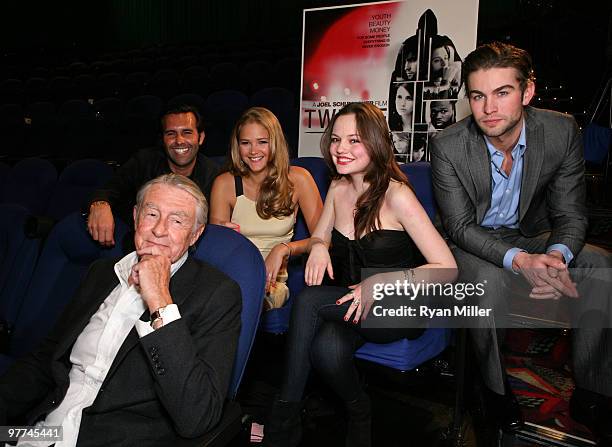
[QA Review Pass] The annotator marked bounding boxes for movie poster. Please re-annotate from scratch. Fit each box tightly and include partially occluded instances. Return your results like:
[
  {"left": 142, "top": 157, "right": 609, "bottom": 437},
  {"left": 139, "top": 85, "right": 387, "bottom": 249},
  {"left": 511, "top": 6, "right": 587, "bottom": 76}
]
[{"left": 299, "top": 0, "right": 478, "bottom": 162}]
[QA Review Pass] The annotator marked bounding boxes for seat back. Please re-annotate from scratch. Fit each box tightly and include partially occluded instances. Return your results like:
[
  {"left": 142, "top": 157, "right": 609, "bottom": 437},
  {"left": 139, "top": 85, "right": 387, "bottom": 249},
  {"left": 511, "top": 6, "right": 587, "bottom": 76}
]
[
  {"left": 204, "top": 90, "right": 249, "bottom": 156},
  {"left": 167, "top": 93, "right": 206, "bottom": 118},
  {"left": 399, "top": 161, "right": 436, "bottom": 220},
  {"left": 583, "top": 122, "right": 612, "bottom": 164},
  {"left": 357, "top": 161, "right": 449, "bottom": 371},
  {"left": 8, "top": 213, "right": 128, "bottom": 360},
  {"left": 0, "top": 204, "right": 41, "bottom": 330},
  {"left": 1, "top": 158, "right": 57, "bottom": 215},
  {"left": 250, "top": 87, "right": 295, "bottom": 117},
  {"left": 0, "top": 103, "right": 25, "bottom": 156},
  {"left": 46, "top": 159, "right": 114, "bottom": 221},
  {"left": 0, "top": 161, "right": 10, "bottom": 196},
  {"left": 259, "top": 157, "right": 331, "bottom": 334},
  {"left": 193, "top": 224, "right": 266, "bottom": 398}
]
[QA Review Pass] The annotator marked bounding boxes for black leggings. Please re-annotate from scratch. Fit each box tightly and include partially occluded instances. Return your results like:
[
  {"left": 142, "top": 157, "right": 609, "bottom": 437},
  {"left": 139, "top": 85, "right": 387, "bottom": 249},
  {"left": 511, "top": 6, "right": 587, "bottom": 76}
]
[{"left": 279, "top": 286, "right": 424, "bottom": 402}]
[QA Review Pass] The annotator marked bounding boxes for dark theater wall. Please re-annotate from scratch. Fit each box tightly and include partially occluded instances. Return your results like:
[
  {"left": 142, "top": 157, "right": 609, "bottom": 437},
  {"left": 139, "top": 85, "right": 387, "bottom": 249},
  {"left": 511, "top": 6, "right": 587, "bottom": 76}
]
[{"left": 0, "top": 1, "right": 301, "bottom": 52}]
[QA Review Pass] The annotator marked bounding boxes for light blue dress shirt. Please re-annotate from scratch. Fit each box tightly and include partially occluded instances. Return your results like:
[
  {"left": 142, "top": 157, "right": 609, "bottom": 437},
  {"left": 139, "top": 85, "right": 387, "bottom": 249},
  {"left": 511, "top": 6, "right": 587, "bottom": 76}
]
[{"left": 480, "top": 122, "right": 573, "bottom": 270}]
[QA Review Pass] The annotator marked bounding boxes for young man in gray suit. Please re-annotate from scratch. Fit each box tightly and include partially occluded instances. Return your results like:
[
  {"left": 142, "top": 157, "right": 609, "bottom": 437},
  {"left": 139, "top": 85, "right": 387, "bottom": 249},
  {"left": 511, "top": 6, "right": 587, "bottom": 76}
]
[{"left": 431, "top": 42, "right": 611, "bottom": 443}]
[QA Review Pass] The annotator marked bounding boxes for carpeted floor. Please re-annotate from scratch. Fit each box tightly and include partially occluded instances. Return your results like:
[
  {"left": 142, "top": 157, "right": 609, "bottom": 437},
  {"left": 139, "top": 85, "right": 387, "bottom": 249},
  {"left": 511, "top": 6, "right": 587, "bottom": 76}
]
[{"left": 504, "top": 329, "right": 596, "bottom": 443}]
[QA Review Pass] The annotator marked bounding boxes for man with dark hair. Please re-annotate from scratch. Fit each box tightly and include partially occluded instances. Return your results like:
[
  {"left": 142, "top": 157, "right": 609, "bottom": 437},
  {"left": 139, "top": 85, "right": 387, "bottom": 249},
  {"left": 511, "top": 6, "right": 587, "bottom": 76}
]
[
  {"left": 431, "top": 42, "right": 611, "bottom": 442},
  {"left": 429, "top": 100, "right": 456, "bottom": 130},
  {"left": 0, "top": 174, "right": 241, "bottom": 446},
  {"left": 87, "top": 104, "right": 219, "bottom": 246}
]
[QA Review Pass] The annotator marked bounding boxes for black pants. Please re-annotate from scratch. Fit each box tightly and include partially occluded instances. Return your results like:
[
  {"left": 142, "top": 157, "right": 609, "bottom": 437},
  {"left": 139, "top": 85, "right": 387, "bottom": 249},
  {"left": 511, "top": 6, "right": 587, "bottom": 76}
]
[{"left": 279, "top": 286, "right": 423, "bottom": 402}]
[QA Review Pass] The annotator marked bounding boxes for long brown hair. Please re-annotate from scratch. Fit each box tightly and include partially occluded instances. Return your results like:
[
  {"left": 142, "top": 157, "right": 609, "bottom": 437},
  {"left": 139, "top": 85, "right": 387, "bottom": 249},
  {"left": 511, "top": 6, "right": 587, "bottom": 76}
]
[
  {"left": 320, "top": 102, "right": 409, "bottom": 237},
  {"left": 229, "top": 107, "right": 294, "bottom": 219}
]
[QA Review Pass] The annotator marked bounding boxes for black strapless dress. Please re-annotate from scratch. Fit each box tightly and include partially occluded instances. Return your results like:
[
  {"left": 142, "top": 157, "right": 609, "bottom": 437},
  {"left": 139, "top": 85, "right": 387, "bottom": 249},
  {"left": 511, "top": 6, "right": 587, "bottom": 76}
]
[
  {"left": 328, "top": 228, "right": 425, "bottom": 287},
  {"left": 279, "top": 227, "right": 427, "bottom": 402}
]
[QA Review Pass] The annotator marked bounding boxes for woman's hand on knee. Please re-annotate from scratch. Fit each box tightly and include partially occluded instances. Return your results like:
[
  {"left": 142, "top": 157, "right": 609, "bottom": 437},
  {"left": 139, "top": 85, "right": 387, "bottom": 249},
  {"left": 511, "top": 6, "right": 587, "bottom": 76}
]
[
  {"left": 265, "top": 245, "right": 289, "bottom": 293},
  {"left": 337, "top": 284, "right": 363, "bottom": 324}
]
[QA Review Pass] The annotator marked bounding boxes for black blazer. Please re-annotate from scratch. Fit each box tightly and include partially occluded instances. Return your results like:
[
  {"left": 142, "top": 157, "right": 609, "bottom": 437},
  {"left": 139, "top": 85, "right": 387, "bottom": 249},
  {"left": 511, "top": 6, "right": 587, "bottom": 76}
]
[{"left": 0, "top": 256, "right": 241, "bottom": 446}]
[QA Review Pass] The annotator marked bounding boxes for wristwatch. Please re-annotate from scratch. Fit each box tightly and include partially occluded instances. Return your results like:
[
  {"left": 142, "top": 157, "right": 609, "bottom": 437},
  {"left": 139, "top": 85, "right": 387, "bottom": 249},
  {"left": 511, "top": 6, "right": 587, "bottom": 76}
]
[{"left": 150, "top": 306, "right": 167, "bottom": 330}]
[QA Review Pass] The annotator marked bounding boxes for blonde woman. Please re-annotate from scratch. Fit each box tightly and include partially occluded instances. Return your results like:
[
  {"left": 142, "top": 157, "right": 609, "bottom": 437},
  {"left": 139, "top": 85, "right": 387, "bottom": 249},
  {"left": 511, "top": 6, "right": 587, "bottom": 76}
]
[{"left": 210, "top": 107, "right": 323, "bottom": 309}]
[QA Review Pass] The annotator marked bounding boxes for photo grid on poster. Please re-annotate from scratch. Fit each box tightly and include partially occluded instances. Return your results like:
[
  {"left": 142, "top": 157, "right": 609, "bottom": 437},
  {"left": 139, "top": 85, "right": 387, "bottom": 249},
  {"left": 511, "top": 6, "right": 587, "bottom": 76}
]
[
  {"left": 388, "top": 9, "right": 463, "bottom": 164},
  {"left": 298, "top": 1, "right": 477, "bottom": 158}
]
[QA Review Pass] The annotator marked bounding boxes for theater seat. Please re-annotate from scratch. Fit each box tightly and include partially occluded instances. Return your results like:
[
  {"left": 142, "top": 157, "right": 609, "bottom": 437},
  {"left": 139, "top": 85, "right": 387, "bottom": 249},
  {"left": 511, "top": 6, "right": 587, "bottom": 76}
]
[
  {"left": 399, "top": 161, "right": 437, "bottom": 220},
  {"left": 194, "top": 224, "right": 266, "bottom": 396},
  {"left": 46, "top": 159, "right": 114, "bottom": 221},
  {"left": 0, "top": 204, "right": 42, "bottom": 350},
  {"left": 1, "top": 158, "right": 57, "bottom": 215},
  {"left": 204, "top": 90, "right": 249, "bottom": 156},
  {"left": 260, "top": 157, "right": 331, "bottom": 334},
  {"left": 4, "top": 213, "right": 128, "bottom": 368},
  {"left": 193, "top": 224, "right": 266, "bottom": 447},
  {"left": 356, "top": 162, "right": 448, "bottom": 364}
]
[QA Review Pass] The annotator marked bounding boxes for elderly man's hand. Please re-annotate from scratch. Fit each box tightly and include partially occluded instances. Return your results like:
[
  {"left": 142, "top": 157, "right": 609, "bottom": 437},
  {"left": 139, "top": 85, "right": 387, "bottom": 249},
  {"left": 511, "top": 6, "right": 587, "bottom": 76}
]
[
  {"left": 87, "top": 201, "right": 115, "bottom": 246},
  {"left": 130, "top": 249, "right": 173, "bottom": 312}
]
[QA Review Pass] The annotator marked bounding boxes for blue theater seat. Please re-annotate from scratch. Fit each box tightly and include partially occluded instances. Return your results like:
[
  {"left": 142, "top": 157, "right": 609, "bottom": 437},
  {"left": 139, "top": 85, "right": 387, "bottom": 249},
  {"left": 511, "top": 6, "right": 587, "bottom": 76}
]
[
  {"left": 193, "top": 224, "right": 266, "bottom": 397},
  {"left": 4, "top": 213, "right": 128, "bottom": 369},
  {"left": 192, "top": 224, "right": 266, "bottom": 446},
  {"left": 0, "top": 204, "right": 41, "bottom": 345},
  {"left": 1, "top": 158, "right": 57, "bottom": 215},
  {"left": 46, "top": 159, "right": 114, "bottom": 221},
  {"left": 260, "top": 157, "right": 331, "bottom": 334}
]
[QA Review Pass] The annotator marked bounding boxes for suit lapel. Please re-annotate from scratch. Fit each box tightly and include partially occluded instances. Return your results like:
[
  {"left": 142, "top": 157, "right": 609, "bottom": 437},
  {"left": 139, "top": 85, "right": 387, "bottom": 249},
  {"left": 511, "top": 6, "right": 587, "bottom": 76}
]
[
  {"left": 104, "top": 257, "right": 200, "bottom": 380},
  {"left": 520, "top": 109, "right": 544, "bottom": 221},
  {"left": 466, "top": 121, "right": 492, "bottom": 223}
]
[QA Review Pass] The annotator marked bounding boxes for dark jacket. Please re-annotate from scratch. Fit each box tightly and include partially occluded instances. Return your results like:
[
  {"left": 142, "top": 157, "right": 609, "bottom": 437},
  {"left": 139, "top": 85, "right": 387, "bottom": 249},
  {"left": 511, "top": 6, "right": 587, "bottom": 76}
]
[
  {"left": 88, "top": 147, "right": 219, "bottom": 224},
  {"left": 0, "top": 256, "right": 241, "bottom": 446}
]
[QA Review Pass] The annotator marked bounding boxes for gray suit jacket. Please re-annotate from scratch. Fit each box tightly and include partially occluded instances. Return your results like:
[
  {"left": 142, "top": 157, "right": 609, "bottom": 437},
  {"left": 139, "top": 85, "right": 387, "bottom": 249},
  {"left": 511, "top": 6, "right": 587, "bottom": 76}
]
[
  {"left": 430, "top": 106, "right": 587, "bottom": 266},
  {"left": 0, "top": 256, "right": 241, "bottom": 446}
]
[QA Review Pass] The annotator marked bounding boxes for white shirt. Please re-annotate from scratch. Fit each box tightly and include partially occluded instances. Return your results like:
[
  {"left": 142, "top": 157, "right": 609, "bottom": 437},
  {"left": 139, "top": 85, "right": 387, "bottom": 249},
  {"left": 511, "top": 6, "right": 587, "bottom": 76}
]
[{"left": 16, "top": 251, "right": 186, "bottom": 447}]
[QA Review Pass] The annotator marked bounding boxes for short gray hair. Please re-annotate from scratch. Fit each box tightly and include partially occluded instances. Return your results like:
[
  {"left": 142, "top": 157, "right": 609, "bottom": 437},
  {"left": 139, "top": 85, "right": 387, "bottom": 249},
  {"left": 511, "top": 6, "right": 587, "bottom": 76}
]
[{"left": 135, "top": 174, "right": 208, "bottom": 229}]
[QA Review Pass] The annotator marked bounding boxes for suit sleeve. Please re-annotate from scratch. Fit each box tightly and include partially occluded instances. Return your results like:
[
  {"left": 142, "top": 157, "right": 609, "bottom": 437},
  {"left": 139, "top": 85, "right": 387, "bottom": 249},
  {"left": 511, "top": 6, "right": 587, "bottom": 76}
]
[
  {"left": 431, "top": 137, "right": 514, "bottom": 267},
  {"left": 138, "top": 275, "right": 241, "bottom": 438},
  {"left": 544, "top": 117, "right": 587, "bottom": 258}
]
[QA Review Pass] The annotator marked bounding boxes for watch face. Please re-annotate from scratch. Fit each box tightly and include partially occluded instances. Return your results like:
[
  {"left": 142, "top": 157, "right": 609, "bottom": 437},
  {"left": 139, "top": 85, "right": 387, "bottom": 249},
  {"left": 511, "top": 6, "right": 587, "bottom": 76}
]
[{"left": 151, "top": 317, "right": 164, "bottom": 330}]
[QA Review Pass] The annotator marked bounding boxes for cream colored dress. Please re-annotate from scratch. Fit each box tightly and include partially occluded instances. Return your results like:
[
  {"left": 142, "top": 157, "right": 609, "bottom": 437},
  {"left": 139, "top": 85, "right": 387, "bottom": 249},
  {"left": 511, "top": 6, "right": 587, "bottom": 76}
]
[{"left": 231, "top": 176, "right": 295, "bottom": 309}]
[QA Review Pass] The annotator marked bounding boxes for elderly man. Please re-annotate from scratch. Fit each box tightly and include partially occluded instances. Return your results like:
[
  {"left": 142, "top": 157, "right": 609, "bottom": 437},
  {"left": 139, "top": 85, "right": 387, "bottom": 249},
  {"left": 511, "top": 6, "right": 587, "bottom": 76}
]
[
  {"left": 87, "top": 104, "right": 219, "bottom": 247},
  {"left": 0, "top": 174, "right": 241, "bottom": 446},
  {"left": 431, "top": 42, "right": 611, "bottom": 442}
]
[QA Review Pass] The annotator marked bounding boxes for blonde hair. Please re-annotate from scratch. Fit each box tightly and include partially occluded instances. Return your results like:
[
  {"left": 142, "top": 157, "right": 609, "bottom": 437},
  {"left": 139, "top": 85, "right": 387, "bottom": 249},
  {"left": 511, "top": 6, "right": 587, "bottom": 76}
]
[
  {"left": 229, "top": 107, "right": 294, "bottom": 219},
  {"left": 136, "top": 173, "right": 208, "bottom": 230}
]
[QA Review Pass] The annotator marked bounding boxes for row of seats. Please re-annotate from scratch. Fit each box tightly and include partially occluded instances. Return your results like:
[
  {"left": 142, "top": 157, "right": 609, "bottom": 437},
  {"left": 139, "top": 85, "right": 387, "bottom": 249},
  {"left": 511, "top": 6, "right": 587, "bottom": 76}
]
[
  {"left": 0, "top": 87, "right": 299, "bottom": 160},
  {"left": 0, "top": 158, "right": 112, "bottom": 219},
  {"left": 0, "top": 155, "right": 445, "bottom": 370},
  {"left": 0, "top": 58, "right": 301, "bottom": 106},
  {"left": 1, "top": 41, "right": 299, "bottom": 84}
]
